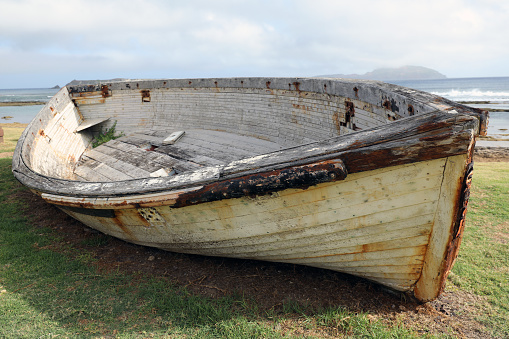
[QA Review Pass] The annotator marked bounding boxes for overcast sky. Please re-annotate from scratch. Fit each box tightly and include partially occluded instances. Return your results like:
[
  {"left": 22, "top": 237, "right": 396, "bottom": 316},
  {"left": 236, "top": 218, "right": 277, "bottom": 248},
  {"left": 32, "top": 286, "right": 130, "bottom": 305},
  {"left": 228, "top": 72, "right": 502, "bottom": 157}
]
[{"left": 1, "top": 0, "right": 508, "bottom": 88}]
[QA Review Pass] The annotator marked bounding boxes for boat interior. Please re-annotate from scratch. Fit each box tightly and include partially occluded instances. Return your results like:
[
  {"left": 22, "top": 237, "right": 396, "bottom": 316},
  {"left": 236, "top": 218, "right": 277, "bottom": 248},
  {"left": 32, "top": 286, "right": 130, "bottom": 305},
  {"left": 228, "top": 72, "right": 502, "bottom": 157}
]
[
  {"left": 74, "top": 129, "right": 283, "bottom": 181},
  {"left": 21, "top": 79, "right": 436, "bottom": 182}
]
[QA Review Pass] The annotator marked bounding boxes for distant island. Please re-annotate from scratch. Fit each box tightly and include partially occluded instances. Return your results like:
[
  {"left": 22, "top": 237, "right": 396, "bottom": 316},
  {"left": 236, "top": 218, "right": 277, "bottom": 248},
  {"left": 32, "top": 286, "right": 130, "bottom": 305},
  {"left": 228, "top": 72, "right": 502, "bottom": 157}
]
[
  {"left": 318, "top": 66, "right": 447, "bottom": 81},
  {"left": 51, "top": 85, "right": 60, "bottom": 89},
  {"left": 66, "top": 78, "right": 128, "bottom": 86}
]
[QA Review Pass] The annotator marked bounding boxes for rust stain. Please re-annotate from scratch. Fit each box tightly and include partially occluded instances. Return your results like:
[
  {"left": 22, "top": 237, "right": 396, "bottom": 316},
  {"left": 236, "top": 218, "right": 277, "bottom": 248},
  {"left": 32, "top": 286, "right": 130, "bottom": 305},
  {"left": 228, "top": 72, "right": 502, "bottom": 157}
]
[
  {"left": 49, "top": 106, "right": 57, "bottom": 116},
  {"left": 345, "top": 100, "right": 354, "bottom": 115},
  {"left": 266, "top": 81, "right": 271, "bottom": 89},
  {"left": 111, "top": 213, "right": 137, "bottom": 241},
  {"left": 478, "top": 110, "right": 489, "bottom": 136},
  {"left": 382, "top": 98, "right": 400, "bottom": 114},
  {"left": 101, "top": 85, "right": 111, "bottom": 98},
  {"left": 136, "top": 211, "right": 151, "bottom": 227},
  {"left": 353, "top": 87, "right": 359, "bottom": 98},
  {"left": 332, "top": 111, "right": 344, "bottom": 134},
  {"left": 141, "top": 90, "right": 151, "bottom": 102},
  {"left": 339, "top": 100, "right": 355, "bottom": 128},
  {"left": 292, "top": 103, "right": 311, "bottom": 111},
  {"left": 293, "top": 82, "right": 301, "bottom": 92},
  {"left": 38, "top": 129, "right": 45, "bottom": 137}
]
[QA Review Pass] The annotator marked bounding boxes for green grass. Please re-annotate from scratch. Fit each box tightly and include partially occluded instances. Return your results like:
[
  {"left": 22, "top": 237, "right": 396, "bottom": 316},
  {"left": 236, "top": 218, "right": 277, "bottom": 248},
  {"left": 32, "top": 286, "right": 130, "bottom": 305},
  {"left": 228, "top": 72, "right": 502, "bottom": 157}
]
[
  {"left": 449, "top": 162, "right": 509, "bottom": 338},
  {"left": 2, "top": 156, "right": 508, "bottom": 338},
  {"left": 0, "top": 157, "right": 421, "bottom": 338}
]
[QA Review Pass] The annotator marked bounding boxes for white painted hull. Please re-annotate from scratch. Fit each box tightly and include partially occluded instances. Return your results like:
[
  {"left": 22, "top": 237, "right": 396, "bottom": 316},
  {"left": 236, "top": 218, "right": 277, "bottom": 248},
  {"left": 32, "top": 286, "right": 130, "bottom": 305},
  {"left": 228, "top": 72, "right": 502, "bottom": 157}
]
[{"left": 45, "top": 154, "right": 468, "bottom": 300}]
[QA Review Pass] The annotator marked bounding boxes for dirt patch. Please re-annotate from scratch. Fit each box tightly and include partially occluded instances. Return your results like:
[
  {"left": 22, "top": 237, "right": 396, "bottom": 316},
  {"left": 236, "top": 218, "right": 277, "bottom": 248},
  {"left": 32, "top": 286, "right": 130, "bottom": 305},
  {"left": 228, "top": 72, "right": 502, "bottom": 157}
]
[
  {"left": 474, "top": 147, "right": 509, "bottom": 162},
  {"left": 11, "top": 187, "right": 494, "bottom": 338},
  {"left": 491, "top": 221, "right": 509, "bottom": 245},
  {"left": 0, "top": 152, "right": 13, "bottom": 158}
]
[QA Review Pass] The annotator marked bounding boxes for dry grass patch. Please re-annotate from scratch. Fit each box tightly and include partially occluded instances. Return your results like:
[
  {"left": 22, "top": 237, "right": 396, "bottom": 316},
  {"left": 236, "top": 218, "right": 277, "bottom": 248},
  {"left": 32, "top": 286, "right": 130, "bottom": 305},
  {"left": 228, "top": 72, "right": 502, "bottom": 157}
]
[
  {"left": 0, "top": 123, "right": 27, "bottom": 154},
  {"left": 491, "top": 221, "right": 509, "bottom": 244}
]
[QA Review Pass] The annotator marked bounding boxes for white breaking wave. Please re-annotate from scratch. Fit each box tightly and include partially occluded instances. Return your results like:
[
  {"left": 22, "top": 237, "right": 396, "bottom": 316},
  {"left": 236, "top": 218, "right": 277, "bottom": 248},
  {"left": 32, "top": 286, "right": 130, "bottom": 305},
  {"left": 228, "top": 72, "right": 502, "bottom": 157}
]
[{"left": 431, "top": 89, "right": 509, "bottom": 101}]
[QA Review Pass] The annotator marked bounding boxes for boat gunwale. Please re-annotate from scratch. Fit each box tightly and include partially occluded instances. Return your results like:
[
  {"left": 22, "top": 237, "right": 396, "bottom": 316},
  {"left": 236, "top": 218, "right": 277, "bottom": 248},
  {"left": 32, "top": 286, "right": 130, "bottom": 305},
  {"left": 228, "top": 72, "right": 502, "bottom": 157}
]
[{"left": 14, "top": 111, "right": 478, "bottom": 200}]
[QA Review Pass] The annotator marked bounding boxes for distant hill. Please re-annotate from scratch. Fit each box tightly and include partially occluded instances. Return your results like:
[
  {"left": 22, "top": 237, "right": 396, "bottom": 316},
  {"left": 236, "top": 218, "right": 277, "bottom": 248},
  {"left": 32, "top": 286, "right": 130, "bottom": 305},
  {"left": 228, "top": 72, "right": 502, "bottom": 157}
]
[
  {"left": 318, "top": 66, "right": 447, "bottom": 81},
  {"left": 66, "top": 79, "right": 128, "bottom": 86}
]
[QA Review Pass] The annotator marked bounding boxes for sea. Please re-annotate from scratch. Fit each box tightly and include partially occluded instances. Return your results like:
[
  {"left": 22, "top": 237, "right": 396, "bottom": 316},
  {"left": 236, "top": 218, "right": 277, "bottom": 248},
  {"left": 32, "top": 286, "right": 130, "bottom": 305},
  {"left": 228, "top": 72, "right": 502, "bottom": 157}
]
[
  {"left": 0, "top": 87, "right": 59, "bottom": 124},
  {"left": 390, "top": 77, "right": 509, "bottom": 140},
  {"left": 1, "top": 77, "right": 509, "bottom": 139}
]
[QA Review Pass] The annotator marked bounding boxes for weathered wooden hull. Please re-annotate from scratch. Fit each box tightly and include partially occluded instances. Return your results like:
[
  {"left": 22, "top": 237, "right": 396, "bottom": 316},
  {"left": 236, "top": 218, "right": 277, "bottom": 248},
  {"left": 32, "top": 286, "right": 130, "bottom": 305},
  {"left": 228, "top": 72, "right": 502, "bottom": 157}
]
[{"left": 12, "top": 77, "right": 487, "bottom": 302}]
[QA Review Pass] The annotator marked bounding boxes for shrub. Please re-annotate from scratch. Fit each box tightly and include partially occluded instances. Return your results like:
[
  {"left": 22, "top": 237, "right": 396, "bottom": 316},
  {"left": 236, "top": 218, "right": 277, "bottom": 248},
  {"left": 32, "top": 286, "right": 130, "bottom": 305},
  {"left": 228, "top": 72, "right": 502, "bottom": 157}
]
[{"left": 92, "top": 121, "right": 124, "bottom": 148}]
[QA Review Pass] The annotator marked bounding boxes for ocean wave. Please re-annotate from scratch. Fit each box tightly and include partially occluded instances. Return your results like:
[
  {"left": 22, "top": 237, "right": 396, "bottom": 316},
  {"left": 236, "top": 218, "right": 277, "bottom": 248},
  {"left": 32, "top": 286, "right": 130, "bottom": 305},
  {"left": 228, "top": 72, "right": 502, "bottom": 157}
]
[{"left": 431, "top": 89, "right": 509, "bottom": 101}]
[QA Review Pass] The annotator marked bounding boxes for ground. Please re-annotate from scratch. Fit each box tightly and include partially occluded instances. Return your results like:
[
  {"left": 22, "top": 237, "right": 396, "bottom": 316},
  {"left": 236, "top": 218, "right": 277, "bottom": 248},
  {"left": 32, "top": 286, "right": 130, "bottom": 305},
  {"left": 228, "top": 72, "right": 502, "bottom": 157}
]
[
  {"left": 9, "top": 151, "right": 505, "bottom": 338},
  {"left": 474, "top": 147, "right": 509, "bottom": 162}
]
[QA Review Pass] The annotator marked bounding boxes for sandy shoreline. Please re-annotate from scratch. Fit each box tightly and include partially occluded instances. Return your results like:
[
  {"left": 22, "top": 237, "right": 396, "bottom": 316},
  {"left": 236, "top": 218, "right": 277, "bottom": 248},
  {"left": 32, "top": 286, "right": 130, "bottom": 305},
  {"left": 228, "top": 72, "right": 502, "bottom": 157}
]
[
  {"left": 0, "top": 101, "right": 45, "bottom": 107},
  {"left": 0, "top": 122, "right": 28, "bottom": 128}
]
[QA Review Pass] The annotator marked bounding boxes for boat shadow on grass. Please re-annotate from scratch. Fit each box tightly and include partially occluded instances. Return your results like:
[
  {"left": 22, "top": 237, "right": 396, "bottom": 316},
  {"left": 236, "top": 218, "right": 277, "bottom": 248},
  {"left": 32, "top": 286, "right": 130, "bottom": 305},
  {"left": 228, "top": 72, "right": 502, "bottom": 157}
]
[{"left": 0, "top": 157, "right": 492, "bottom": 338}]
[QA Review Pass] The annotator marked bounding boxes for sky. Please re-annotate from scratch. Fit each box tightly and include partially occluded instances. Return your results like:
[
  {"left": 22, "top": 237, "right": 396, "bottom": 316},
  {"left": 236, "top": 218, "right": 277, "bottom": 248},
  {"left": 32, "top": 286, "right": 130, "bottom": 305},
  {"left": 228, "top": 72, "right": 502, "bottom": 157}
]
[{"left": 1, "top": 0, "right": 508, "bottom": 89}]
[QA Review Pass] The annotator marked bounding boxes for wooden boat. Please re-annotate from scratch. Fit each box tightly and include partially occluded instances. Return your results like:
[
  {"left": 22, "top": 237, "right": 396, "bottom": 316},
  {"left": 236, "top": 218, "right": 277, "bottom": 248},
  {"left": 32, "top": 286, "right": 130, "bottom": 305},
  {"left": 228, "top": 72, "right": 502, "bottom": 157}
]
[{"left": 12, "top": 78, "right": 488, "bottom": 302}]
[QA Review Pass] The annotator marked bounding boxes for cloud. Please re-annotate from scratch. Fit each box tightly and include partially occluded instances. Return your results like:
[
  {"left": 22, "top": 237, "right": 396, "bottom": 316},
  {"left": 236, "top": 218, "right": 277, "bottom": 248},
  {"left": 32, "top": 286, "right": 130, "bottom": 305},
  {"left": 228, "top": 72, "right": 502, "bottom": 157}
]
[{"left": 0, "top": 0, "right": 508, "bottom": 87}]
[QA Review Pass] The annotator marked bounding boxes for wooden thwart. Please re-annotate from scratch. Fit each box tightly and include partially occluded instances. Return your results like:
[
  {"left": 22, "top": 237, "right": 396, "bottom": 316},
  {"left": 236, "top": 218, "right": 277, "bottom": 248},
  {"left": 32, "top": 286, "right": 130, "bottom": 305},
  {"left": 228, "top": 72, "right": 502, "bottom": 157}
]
[{"left": 75, "top": 117, "right": 110, "bottom": 132}]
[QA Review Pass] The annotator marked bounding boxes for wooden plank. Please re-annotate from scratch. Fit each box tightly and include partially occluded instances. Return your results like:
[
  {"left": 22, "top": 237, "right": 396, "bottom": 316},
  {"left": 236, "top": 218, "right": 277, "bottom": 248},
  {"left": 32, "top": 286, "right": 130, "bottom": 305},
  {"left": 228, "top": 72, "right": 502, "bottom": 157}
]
[
  {"left": 154, "top": 186, "right": 439, "bottom": 244},
  {"left": 119, "top": 132, "right": 237, "bottom": 165},
  {"left": 117, "top": 133, "right": 163, "bottom": 146},
  {"left": 283, "top": 246, "right": 427, "bottom": 265},
  {"left": 174, "top": 138, "right": 249, "bottom": 162},
  {"left": 103, "top": 139, "right": 202, "bottom": 173},
  {"left": 181, "top": 133, "right": 267, "bottom": 158},
  {"left": 83, "top": 149, "right": 151, "bottom": 178},
  {"left": 188, "top": 129, "right": 281, "bottom": 153},
  {"left": 146, "top": 129, "right": 281, "bottom": 153},
  {"left": 93, "top": 143, "right": 167, "bottom": 173},
  {"left": 94, "top": 163, "right": 133, "bottom": 181},
  {"left": 74, "top": 162, "right": 110, "bottom": 182},
  {"left": 156, "top": 143, "right": 229, "bottom": 166},
  {"left": 78, "top": 157, "right": 134, "bottom": 181}
]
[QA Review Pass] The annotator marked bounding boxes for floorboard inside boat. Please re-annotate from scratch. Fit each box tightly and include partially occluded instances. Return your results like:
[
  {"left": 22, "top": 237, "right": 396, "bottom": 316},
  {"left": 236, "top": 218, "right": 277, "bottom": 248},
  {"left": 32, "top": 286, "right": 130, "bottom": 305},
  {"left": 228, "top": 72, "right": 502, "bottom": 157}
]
[{"left": 74, "top": 129, "right": 282, "bottom": 182}]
